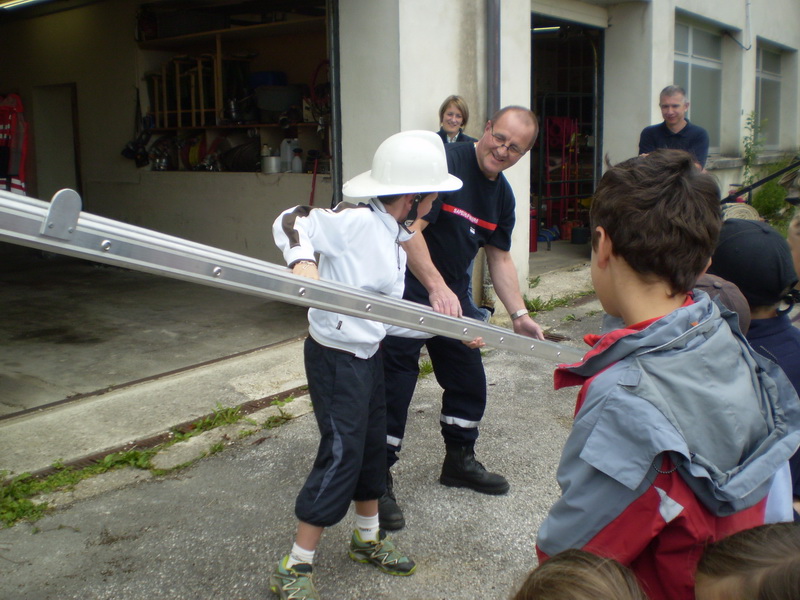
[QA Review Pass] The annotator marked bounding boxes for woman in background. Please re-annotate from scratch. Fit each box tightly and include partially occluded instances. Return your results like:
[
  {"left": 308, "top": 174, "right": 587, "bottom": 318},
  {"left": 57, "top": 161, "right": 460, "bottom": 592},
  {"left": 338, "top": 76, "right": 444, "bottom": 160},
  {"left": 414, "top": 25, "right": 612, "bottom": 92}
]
[{"left": 436, "top": 95, "right": 477, "bottom": 144}]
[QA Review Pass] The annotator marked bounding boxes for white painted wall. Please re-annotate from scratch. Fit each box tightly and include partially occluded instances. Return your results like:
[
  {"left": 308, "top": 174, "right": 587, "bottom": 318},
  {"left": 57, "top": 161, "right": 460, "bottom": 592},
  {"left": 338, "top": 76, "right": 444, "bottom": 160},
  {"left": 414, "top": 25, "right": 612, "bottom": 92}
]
[
  {"left": 533, "top": 0, "right": 607, "bottom": 28},
  {"left": 339, "top": 0, "right": 402, "bottom": 185},
  {"left": 341, "top": 0, "right": 533, "bottom": 290},
  {"left": 88, "top": 172, "right": 332, "bottom": 264},
  {"left": 603, "top": 2, "right": 650, "bottom": 164},
  {"left": 599, "top": 0, "right": 800, "bottom": 198},
  {"left": 499, "top": 0, "right": 535, "bottom": 287}
]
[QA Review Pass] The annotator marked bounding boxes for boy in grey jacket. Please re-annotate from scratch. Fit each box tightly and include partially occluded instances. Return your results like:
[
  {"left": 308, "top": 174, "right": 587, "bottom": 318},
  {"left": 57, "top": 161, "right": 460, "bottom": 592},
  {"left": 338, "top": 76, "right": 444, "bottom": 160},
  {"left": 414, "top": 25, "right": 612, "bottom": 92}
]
[{"left": 535, "top": 150, "right": 800, "bottom": 600}]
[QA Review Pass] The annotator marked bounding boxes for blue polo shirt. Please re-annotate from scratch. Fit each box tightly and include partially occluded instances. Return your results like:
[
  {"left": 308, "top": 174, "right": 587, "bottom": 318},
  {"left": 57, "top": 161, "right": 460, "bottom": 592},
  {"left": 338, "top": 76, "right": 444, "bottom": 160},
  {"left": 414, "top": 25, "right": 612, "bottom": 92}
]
[
  {"left": 405, "top": 142, "right": 515, "bottom": 300},
  {"left": 638, "top": 119, "right": 709, "bottom": 167}
]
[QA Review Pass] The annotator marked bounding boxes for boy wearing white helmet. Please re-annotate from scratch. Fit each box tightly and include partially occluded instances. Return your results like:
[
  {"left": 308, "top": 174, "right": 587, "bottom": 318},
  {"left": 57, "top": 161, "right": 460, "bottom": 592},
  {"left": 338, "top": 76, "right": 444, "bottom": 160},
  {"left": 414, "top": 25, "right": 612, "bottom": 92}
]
[{"left": 270, "top": 131, "right": 467, "bottom": 600}]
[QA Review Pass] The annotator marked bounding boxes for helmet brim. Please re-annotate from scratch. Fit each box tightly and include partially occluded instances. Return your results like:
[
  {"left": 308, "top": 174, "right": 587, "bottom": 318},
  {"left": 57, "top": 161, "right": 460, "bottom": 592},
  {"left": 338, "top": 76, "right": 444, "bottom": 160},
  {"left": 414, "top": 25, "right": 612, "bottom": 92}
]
[{"left": 342, "top": 170, "right": 463, "bottom": 198}]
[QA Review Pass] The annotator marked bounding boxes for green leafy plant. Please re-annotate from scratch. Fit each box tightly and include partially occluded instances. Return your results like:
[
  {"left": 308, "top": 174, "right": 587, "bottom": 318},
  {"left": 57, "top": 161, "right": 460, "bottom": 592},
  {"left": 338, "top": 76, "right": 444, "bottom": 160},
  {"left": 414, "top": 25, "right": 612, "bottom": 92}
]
[
  {"left": 742, "top": 111, "right": 763, "bottom": 186},
  {"left": 271, "top": 395, "right": 293, "bottom": 408},
  {"left": 264, "top": 410, "right": 291, "bottom": 429},
  {"left": 751, "top": 158, "right": 793, "bottom": 233},
  {"left": 418, "top": 358, "right": 434, "bottom": 378},
  {"left": 206, "top": 442, "right": 225, "bottom": 456},
  {"left": 1, "top": 449, "right": 156, "bottom": 527},
  {"left": 523, "top": 295, "right": 570, "bottom": 316},
  {"left": 523, "top": 290, "right": 594, "bottom": 317},
  {"left": 192, "top": 403, "right": 242, "bottom": 433}
]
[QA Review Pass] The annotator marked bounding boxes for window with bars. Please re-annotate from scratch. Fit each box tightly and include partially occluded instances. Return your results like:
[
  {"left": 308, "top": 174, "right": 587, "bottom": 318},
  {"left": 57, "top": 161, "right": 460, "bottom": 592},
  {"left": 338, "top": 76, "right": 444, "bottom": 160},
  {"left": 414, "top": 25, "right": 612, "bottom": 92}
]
[
  {"left": 756, "top": 45, "right": 782, "bottom": 149},
  {"left": 674, "top": 21, "right": 722, "bottom": 151}
]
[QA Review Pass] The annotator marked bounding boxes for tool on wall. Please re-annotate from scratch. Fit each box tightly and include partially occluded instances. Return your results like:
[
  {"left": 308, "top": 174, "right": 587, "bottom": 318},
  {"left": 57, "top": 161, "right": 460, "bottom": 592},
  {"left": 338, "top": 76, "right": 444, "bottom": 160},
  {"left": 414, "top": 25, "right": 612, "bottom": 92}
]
[{"left": 0, "top": 189, "right": 585, "bottom": 364}]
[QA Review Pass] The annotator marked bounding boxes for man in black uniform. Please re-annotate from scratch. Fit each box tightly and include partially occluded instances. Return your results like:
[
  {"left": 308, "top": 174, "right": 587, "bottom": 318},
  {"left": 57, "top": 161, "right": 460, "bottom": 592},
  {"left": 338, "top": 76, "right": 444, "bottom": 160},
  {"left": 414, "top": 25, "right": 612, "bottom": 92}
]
[{"left": 380, "top": 106, "right": 545, "bottom": 530}]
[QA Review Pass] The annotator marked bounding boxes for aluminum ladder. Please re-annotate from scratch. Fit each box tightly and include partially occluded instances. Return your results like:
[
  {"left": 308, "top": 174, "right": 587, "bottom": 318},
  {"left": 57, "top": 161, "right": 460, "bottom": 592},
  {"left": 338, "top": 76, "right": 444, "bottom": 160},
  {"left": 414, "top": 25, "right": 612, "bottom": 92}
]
[{"left": 0, "top": 189, "right": 585, "bottom": 364}]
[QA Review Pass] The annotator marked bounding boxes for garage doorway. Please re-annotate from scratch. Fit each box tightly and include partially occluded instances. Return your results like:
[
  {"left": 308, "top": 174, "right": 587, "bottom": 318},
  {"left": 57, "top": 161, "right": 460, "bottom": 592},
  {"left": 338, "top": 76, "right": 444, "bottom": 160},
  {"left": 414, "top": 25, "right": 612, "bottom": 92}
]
[{"left": 531, "top": 16, "right": 603, "bottom": 244}]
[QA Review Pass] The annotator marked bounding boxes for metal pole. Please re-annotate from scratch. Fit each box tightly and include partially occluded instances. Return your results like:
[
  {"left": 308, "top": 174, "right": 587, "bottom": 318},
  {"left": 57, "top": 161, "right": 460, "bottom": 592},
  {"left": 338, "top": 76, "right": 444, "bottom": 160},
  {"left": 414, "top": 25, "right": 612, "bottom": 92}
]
[{"left": 327, "top": 0, "right": 343, "bottom": 208}]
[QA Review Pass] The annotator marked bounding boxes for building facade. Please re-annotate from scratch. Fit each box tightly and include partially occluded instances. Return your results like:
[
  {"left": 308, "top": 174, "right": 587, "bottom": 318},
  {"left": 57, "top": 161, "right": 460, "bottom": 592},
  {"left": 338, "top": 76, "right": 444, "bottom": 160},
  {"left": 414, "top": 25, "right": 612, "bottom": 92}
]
[{"left": 1, "top": 0, "right": 798, "bottom": 287}]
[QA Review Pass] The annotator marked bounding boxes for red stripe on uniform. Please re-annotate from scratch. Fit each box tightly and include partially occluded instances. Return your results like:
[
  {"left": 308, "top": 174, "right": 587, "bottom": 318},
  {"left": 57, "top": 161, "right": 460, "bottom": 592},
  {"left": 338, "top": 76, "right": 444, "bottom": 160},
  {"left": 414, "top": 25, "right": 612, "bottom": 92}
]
[{"left": 441, "top": 203, "right": 497, "bottom": 231}]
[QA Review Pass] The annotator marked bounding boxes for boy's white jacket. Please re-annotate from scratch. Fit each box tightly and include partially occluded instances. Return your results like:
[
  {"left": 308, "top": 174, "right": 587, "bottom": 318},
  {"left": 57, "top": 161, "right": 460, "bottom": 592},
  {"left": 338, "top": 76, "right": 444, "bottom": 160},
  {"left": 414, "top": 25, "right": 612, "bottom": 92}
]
[{"left": 273, "top": 198, "right": 430, "bottom": 359}]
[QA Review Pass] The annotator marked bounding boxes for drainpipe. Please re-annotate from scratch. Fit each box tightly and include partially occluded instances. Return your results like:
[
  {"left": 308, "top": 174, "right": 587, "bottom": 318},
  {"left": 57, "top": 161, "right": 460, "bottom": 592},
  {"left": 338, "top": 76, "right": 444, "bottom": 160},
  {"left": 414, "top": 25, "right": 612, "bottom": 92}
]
[
  {"left": 486, "top": 0, "right": 501, "bottom": 116},
  {"left": 481, "top": 0, "right": 501, "bottom": 311},
  {"left": 327, "top": 0, "right": 342, "bottom": 208},
  {"left": 744, "top": 0, "right": 752, "bottom": 51}
]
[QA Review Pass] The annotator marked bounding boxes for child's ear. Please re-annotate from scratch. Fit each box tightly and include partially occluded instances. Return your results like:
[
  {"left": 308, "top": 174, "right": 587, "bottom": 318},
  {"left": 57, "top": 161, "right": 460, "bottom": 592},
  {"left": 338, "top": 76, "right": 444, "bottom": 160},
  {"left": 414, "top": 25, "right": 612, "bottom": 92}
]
[{"left": 594, "top": 226, "right": 612, "bottom": 268}]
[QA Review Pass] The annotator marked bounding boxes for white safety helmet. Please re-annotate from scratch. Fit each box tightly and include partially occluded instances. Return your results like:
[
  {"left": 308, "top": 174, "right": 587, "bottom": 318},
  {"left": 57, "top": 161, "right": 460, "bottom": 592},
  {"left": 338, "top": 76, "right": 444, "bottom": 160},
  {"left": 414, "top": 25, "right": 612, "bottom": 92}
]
[{"left": 342, "top": 130, "right": 463, "bottom": 198}]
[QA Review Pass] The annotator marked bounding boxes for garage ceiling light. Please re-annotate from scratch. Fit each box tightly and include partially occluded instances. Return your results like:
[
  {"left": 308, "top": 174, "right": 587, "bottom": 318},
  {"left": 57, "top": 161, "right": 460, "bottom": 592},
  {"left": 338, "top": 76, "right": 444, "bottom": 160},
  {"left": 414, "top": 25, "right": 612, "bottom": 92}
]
[{"left": 0, "top": 0, "right": 48, "bottom": 8}]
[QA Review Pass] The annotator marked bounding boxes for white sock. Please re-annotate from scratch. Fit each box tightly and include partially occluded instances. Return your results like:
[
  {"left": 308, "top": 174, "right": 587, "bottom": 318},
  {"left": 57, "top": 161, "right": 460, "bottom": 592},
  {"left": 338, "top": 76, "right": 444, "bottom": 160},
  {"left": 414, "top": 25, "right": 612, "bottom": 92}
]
[
  {"left": 286, "top": 542, "right": 315, "bottom": 568},
  {"left": 355, "top": 512, "right": 380, "bottom": 542}
]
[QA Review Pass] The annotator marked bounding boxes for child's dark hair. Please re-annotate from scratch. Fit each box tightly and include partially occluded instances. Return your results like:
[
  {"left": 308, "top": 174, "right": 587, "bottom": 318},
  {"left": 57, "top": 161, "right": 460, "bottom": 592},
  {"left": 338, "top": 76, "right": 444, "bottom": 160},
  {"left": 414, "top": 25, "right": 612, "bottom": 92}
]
[
  {"left": 695, "top": 523, "right": 800, "bottom": 600},
  {"left": 591, "top": 149, "right": 721, "bottom": 295},
  {"left": 512, "top": 549, "right": 648, "bottom": 600}
]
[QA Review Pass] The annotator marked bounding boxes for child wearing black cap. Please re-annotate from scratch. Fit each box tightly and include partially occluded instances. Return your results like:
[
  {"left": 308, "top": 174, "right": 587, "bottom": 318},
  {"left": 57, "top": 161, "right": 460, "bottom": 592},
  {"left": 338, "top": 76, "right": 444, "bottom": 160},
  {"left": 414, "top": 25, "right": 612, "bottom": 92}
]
[{"left": 708, "top": 218, "right": 800, "bottom": 521}]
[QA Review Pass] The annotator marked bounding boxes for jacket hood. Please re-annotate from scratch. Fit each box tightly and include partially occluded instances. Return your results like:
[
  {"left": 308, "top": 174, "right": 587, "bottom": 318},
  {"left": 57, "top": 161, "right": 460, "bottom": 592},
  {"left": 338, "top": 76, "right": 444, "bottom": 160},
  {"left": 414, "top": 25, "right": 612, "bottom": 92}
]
[{"left": 560, "top": 292, "right": 800, "bottom": 516}]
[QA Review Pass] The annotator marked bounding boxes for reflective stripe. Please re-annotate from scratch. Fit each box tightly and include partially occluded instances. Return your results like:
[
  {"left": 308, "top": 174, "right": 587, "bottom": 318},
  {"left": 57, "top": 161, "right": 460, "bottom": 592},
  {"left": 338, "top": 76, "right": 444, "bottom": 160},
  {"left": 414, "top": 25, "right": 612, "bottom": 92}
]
[
  {"left": 441, "top": 203, "right": 498, "bottom": 231},
  {"left": 655, "top": 486, "right": 684, "bottom": 523},
  {"left": 386, "top": 435, "right": 402, "bottom": 448},
  {"left": 440, "top": 413, "right": 480, "bottom": 428}
]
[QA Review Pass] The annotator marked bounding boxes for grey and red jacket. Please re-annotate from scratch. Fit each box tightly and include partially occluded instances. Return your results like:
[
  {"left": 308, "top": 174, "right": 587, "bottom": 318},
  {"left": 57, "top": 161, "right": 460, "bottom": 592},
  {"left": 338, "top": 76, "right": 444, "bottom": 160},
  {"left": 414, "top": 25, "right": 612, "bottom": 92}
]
[{"left": 535, "top": 292, "right": 800, "bottom": 600}]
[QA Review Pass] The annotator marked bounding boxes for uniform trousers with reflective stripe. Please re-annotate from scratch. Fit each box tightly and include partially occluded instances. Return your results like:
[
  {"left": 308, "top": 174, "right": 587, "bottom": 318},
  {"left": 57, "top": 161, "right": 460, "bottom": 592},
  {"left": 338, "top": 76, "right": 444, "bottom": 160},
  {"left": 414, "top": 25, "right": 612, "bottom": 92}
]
[
  {"left": 295, "top": 337, "right": 386, "bottom": 528},
  {"left": 382, "top": 331, "right": 487, "bottom": 468}
]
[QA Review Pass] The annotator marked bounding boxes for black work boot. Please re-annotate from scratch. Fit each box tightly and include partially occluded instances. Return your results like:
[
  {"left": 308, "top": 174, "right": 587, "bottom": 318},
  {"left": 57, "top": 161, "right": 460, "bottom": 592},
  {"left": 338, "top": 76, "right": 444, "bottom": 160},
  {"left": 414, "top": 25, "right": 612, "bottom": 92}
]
[
  {"left": 439, "top": 444, "right": 509, "bottom": 495},
  {"left": 378, "top": 469, "right": 405, "bottom": 531}
]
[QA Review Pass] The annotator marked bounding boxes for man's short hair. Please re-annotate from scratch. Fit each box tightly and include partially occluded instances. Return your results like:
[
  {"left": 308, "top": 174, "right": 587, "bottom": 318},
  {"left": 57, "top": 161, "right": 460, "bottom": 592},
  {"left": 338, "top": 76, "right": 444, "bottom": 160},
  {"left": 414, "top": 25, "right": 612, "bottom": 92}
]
[
  {"left": 660, "top": 85, "right": 687, "bottom": 100},
  {"left": 488, "top": 106, "right": 539, "bottom": 150},
  {"left": 590, "top": 149, "right": 721, "bottom": 295}
]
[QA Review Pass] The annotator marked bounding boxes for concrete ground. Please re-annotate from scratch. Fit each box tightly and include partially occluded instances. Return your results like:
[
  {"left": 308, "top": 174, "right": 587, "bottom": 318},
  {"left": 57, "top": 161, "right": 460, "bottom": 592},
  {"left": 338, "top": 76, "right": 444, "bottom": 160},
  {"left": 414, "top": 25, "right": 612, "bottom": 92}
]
[
  {"left": 0, "top": 239, "right": 592, "bottom": 478},
  {"left": 0, "top": 238, "right": 598, "bottom": 600}
]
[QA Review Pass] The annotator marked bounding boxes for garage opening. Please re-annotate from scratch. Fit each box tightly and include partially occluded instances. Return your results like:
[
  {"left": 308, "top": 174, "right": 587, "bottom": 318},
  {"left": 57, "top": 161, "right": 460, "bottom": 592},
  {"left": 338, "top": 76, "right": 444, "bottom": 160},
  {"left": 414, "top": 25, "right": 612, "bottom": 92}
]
[{"left": 530, "top": 15, "right": 603, "bottom": 249}]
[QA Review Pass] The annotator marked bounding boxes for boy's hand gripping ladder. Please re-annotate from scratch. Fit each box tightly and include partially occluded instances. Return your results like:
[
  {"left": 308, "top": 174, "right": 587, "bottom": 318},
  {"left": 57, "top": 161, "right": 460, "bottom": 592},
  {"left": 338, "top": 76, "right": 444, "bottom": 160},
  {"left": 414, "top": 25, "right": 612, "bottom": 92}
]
[{"left": 0, "top": 189, "right": 585, "bottom": 364}]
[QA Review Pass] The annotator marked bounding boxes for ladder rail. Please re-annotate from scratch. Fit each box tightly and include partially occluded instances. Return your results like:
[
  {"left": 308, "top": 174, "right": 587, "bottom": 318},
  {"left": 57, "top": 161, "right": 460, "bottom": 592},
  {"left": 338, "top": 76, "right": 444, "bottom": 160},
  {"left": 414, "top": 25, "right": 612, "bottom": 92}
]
[{"left": 0, "top": 190, "right": 586, "bottom": 364}]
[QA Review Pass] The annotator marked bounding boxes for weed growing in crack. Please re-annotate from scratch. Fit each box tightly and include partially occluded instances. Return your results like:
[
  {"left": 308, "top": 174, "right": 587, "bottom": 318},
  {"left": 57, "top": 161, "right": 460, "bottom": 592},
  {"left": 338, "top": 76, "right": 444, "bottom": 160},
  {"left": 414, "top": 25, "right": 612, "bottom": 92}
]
[
  {"left": 1, "top": 448, "right": 156, "bottom": 528},
  {"left": 418, "top": 358, "right": 434, "bottom": 378}
]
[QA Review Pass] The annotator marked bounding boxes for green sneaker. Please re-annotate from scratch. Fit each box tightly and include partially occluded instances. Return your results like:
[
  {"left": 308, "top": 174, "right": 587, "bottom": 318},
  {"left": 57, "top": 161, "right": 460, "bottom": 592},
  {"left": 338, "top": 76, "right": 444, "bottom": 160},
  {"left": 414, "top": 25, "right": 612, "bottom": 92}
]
[
  {"left": 269, "top": 555, "right": 320, "bottom": 600},
  {"left": 348, "top": 529, "right": 416, "bottom": 576}
]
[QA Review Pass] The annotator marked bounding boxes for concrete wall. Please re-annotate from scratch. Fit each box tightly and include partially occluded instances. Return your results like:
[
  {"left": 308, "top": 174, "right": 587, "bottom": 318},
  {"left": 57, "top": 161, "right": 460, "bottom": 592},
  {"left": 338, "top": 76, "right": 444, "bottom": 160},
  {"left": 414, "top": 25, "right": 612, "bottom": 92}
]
[
  {"left": 87, "top": 171, "right": 328, "bottom": 265},
  {"left": 339, "top": 0, "right": 402, "bottom": 185},
  {"left": 598, "top": 0, "right": 800, "bottom": 197},
  {"left": 341, "top": 0, "right": 533, "bottom": 290}
]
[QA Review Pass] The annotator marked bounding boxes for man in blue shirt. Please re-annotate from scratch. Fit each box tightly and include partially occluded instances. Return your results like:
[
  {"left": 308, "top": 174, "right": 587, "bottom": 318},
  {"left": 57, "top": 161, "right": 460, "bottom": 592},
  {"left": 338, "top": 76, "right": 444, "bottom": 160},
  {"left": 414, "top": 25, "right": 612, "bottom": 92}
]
[{"left": 638, "top": 85, "right": 709, "bottom": 168}]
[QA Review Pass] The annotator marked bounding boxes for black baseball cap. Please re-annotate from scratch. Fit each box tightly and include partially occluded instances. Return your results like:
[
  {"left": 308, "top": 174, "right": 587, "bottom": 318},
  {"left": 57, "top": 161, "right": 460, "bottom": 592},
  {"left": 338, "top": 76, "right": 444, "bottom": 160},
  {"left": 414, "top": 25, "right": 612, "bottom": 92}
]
[{"left": 708, "top": 219, "right": 798, "bottom": 307}]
